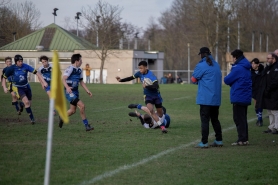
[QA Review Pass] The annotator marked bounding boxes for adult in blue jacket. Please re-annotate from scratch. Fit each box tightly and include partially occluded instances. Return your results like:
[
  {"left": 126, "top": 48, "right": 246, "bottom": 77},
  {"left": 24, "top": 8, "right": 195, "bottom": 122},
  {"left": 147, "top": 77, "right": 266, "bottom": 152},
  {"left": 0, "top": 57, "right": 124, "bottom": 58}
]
[
  {"left": 224, "top": 49, "right": 252, "bottom": 146},
  {"left": 191, "top": 47, "right": 223, "bottom": 148}
]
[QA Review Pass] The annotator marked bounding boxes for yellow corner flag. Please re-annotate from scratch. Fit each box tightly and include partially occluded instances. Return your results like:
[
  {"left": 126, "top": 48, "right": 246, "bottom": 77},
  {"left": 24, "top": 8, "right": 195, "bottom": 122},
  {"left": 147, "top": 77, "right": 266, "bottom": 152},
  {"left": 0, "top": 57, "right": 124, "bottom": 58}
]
[{"left": 50, "top": 51, "right": 69, "bottom": 123}]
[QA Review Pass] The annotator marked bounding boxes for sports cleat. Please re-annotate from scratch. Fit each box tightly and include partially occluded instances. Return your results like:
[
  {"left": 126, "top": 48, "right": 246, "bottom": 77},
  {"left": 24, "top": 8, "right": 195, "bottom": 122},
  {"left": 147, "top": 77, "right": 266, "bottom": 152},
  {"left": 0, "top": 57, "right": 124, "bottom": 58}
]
[
  {"left": 18, "top": 111, "right": 21, "bottom": 115},
  {"left": 272, "top": 130, "right": 278, "bottom": 134},
  {"left": 210, "top": 140, "right": 223, "bottom": 147},
  {"left": 58, "top": 116, "right": 64, "bottom": 128},
  {"left": 128, "top": 112, "right": 138, "bottom": 117},
  {"left": 263, "top": 129, "right": 272, "bottom": 133},
  {"left": 231, "top": 141, "right": 248, "bottom": 146},
  {"left": 128, "top": 104, "right": 138, "bottom": 109},
  {"left": 31, "top": 119, "right": 35, "bottom": 125},
  {"left": 85, "top": 124, "right": 94, "bottom": 131},
  {"left": 195, "top": 142, "right": 208, "bottom": 148}
]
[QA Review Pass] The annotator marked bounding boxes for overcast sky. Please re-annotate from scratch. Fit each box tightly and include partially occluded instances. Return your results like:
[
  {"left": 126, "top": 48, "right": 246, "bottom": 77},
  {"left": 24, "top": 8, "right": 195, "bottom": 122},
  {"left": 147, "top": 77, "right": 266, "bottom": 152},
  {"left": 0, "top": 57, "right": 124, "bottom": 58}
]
[{"left": 11, "top": 0, "right": 173, "bottom": 30}]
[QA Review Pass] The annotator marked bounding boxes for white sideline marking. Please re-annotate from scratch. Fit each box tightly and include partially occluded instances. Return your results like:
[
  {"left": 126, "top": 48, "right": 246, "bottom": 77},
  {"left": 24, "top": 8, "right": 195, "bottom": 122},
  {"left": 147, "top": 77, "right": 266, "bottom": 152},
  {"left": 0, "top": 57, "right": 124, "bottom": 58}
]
[{"left": 79, "top": 117, "right": 257, "bottom": 185}]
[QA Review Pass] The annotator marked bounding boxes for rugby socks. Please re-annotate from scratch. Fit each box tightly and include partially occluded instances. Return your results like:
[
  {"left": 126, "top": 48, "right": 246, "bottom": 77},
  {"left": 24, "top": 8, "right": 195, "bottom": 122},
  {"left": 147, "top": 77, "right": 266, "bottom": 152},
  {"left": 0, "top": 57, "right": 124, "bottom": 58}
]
[
  {"left": 256, "top": 108, "right": 263, "bottom": 121},
  {"left": 12, "top": 101, "right": 19, "bottom": 112},
  {"left": 82, "top": 119, "right": 89, "bottom": 126},
  {"left": 19, "top": 101, "right": 24, "bottom": 109},
  {"left": 25, "top": 107, "right": 34, "bottom": 121},
  {"left": 137, "top": 104, "right": 142, "bottom": 109}
]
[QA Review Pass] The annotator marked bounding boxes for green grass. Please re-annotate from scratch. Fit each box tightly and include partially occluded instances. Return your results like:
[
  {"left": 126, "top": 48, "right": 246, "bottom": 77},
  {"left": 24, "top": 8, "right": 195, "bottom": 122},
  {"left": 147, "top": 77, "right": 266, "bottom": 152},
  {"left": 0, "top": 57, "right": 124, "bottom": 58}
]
[{"left": 0, "top": 83, "right": 277, "bottom": 185}]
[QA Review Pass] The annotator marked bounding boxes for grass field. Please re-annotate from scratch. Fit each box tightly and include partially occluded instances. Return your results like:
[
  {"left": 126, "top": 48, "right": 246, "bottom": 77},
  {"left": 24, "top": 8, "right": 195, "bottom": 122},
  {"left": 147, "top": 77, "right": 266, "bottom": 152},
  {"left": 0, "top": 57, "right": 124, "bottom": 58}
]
[{"left": 0, "top": 83, "right": 277, "bottom": 185}]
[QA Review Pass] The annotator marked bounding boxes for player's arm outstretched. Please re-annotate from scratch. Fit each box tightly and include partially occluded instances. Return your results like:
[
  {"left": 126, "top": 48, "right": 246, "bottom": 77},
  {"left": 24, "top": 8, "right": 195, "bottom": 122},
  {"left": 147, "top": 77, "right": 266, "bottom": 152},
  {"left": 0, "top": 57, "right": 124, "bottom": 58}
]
[
  {"left": 80, "top": 80, "right": 92, "bottom": 97},
  {"left": 115, "top": 76, "right": 135, "bottom": 82}
]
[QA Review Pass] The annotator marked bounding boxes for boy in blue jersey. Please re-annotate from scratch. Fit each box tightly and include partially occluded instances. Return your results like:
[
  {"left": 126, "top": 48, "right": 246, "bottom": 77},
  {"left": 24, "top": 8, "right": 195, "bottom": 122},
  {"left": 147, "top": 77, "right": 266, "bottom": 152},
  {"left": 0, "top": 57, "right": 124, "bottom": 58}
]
[
  {"left": 2, "top": 54, "right": 48, "bottom": 124},
  {"left": 116, "top": 61, "right": 167, "bottom": 133},
  {"left": 60, "top": 54, "right": 94, "bottom": 131},
  {"left": 37, "top": 55, "right": 56, "bottom": 115},
  {"left": 1, "top": 57, "right": 24, "bottom": 115}
]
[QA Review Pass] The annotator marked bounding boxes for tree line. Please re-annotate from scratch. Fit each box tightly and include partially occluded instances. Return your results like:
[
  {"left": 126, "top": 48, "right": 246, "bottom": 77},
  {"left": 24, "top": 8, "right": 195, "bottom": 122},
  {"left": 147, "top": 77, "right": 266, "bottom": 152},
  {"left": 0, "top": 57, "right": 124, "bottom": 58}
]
[{"left": 1, "top": 0, "right": 278, "bottom": 73}]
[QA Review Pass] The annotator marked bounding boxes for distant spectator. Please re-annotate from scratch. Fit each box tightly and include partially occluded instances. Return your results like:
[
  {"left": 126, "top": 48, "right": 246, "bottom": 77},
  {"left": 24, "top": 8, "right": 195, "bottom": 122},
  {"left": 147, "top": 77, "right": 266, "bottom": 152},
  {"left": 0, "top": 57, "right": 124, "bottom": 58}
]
[
  {"left": 83, "top": 64, "right": 92, "bottom": 83},
  {"left": 256, "top": 53, "right": 278, "bottom": 134},
  {"left": 274, "top": 49, "right": 278, "bottom": 56},
  {"left": 167, "top": 73, "right": 174, "bottom": 84},
  {"left": 176, "top": 75, "right": 183, "bottom": 84},
  {"left": 251, "top": 58, "right": 264, "bottom": 127},
  {"left": 160, "top": 75, "right": 167, "bottom": 84}
]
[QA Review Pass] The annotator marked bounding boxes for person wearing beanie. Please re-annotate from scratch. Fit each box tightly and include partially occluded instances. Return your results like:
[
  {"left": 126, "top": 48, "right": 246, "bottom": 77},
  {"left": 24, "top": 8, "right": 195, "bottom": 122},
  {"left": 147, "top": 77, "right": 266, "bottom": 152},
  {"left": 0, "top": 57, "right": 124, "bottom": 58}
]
[
  {"left": 224, "top": 49, "right": 252, "bottom": 146},
  {"left": 191, "top": 47, "right": 223, "bottom": 148}
]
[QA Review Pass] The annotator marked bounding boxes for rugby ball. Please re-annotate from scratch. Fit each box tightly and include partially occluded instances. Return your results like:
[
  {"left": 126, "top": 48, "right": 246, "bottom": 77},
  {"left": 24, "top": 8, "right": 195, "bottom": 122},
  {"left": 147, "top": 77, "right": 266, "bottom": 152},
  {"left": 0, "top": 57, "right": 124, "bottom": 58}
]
[{"left": 143, "top": 78, "right": 153, "bottom": 86}]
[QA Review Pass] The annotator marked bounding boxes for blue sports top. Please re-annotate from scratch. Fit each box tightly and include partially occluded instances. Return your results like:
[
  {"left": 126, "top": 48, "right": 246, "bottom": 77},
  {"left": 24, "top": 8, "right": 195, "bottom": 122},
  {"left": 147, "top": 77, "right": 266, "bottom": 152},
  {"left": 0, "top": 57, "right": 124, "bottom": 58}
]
[
  {"left": 38, "top": 64, "right": 52, "bottom": 86},
  {"left": 133, "top": 70, "right": 160, "bottom": 96},
  {"left": 2, "top": 67, "right": 13, "bottom": 83},
  {"left": 3, "top": 63, "right": 36, "bottom": 87},
  {"left": 63, "top": 65, "right": 83, "bottom": 91}
]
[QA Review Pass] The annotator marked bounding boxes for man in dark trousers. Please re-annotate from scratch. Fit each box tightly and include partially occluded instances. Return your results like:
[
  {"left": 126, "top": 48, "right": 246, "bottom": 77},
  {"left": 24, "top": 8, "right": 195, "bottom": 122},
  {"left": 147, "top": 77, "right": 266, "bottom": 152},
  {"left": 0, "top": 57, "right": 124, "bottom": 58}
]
[
  {"left": 224, "top": 49, "right": 252, "bottom": 146},
  {"left": 256, "top": 53, "right": 278, "bottom": 134},
  {"left": 191, "top": 47, "right": 223, "bottom": 148},
  {"left": 251, "top": 58, "right": 264, "bottom": 126}
]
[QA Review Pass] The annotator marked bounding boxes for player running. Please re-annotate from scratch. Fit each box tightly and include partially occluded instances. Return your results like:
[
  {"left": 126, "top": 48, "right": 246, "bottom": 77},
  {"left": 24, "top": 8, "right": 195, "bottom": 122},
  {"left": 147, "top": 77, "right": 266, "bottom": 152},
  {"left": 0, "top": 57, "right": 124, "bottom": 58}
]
[
  {"left": 1, "top": 56, "right": 24, "bottom": 115},
  {"left": 37, "top": 55, "right": 56, "bottom": 115},
  {"left": 2, "top": 54, "right": 48, "bottom": 124},
  {"left": 128, "top": 104, "right": 170, "bottom": 131},
  {"left": 116, "top": 61, "right": 167, "bottom": 133},
  {"left": 59, "top": 53, "right": 94, "bottom": 131}
]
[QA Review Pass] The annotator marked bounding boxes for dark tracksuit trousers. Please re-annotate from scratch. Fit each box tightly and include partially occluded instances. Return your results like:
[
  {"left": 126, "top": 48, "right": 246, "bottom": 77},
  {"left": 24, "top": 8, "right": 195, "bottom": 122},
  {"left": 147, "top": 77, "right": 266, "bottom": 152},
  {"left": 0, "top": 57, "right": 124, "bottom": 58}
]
[
  {"left": 200, "top": 105, "right": 222, "bottom": 144},
  {"left": 233, "top": 104, "right": 249, "bottom": 142}
]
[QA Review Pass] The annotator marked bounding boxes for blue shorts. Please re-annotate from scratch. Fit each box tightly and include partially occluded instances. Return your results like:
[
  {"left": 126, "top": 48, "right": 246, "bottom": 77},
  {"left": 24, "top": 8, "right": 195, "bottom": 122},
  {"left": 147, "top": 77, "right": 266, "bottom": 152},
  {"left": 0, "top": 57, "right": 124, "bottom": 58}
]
[
  {"left": 17, "top": 84, "right": 32, "bottom": 100},
  {"left": 144, "top": 94, "right": 163, "bottom": 106},
  {"left": 44, "top": 86, "right": 51, "bottom": 92},
  {"left": 65, "top": 90, "right": 79, "bottom": 103}
]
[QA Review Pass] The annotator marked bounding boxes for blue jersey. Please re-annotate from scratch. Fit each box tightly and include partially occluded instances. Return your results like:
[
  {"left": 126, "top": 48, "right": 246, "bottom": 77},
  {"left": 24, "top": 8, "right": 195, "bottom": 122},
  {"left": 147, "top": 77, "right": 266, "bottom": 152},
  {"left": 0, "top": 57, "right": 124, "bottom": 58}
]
[
  {"left": 134, "top": 70, "right": 160, "bottom": 96},
  {"left": 63, "top": 65, "right": 83, "bottom": 91},
  {"left": 2, "top": 66, "right": 13, "bottom": 83},
  {"left": 38, "top": 64, "right": 52, "bottom": 86},
  {"left": 3, "top": 63, "right": 36, "bottom": 87}
]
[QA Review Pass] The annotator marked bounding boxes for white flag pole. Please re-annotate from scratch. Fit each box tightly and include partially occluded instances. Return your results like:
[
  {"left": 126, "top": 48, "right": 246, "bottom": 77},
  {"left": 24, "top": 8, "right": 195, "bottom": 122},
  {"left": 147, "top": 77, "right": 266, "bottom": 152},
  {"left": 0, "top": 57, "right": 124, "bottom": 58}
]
[{"left": 44, "top": 98, "right": 55, "bottom": 185}]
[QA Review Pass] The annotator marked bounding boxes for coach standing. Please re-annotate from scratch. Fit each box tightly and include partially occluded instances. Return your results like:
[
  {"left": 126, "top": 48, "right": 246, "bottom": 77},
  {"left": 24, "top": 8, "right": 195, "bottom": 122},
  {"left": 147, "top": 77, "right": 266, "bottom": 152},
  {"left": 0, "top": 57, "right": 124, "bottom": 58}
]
[
  {"left": 191, "top": 47, "right": 223, "bottom": 148},
  {"left": 224, "top": 49, "right": 252, "bottom": 146},
  {"left": 256, "top": 53, "right": 278, "bottom": 134}
]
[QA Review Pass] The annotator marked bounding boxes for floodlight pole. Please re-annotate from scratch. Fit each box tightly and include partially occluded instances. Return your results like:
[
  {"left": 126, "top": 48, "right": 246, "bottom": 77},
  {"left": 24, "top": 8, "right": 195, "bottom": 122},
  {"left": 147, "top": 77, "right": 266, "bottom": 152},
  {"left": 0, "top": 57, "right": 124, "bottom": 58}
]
[
  {"left": 12, "top": 32, "right": 16, "bottom": 42},
  {"left": 96, "top": 16, "right": 101, "bottom": 48},
  {"left": 52, "top": 8, "right": 58, "bottom": 24},
  {"left": 75, "top": 12, "right": 81, "bottom": 36},
  {"left": 187, "top": 43, "right": 190, "bottom": 84}
]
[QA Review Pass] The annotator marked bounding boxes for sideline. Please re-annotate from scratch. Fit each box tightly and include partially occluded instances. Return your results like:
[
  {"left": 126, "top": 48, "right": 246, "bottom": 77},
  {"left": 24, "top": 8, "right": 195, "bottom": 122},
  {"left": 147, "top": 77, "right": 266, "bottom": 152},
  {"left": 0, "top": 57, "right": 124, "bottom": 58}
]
[{"left": 79, "top": 117, "right": 258, "bottom": 185}]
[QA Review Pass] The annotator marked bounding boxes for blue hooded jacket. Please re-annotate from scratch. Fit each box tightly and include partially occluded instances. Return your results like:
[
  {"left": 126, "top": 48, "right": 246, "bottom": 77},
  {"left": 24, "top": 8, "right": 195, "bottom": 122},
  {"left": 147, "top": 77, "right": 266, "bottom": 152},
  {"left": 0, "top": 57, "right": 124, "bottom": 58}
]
[
  {"left": 224, "top": 56, "right": 252, "bottom": 105},
  {"left": 192, "top": 55, "right": 222, "bottom": 106}
]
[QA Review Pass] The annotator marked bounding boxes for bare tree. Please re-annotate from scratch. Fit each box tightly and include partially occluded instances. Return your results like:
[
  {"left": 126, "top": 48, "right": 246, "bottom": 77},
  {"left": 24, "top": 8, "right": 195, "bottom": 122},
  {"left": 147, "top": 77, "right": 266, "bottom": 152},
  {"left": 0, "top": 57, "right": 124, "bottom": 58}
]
[
  {"left": 81, "top": 0, "right": 124, "bottom": 84},
  {"left": 0, "top": 1, "right": 41, "bottom": 47}
]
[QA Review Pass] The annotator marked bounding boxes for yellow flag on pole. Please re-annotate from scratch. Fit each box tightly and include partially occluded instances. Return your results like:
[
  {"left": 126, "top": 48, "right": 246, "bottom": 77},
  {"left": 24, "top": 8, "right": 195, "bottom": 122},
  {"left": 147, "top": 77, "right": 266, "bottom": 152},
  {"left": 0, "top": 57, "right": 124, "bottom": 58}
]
[{"left": 50, "top": 51, "right": 69, "bottom": 123}]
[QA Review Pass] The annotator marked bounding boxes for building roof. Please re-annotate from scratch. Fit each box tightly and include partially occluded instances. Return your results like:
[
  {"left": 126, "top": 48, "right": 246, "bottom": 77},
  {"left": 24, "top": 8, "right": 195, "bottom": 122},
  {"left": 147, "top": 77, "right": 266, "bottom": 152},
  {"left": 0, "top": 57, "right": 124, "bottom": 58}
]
[{"left": 0, "top": 23, "right": 95, "bottom": 51}]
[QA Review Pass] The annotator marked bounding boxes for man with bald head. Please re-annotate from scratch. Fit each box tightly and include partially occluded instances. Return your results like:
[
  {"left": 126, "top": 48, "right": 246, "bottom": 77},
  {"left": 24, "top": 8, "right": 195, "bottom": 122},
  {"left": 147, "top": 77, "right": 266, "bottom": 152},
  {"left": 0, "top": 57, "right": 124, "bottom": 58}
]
[{"left": 274, "top": 49, "right": 278, "bottom": 56}]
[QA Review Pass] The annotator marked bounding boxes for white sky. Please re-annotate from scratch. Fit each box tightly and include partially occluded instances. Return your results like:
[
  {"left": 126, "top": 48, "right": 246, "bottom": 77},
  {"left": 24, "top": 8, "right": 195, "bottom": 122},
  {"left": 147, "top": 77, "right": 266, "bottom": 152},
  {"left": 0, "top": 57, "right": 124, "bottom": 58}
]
[{"left": 10, "top": 0, "right": 173, "bottom": 30}]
